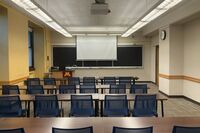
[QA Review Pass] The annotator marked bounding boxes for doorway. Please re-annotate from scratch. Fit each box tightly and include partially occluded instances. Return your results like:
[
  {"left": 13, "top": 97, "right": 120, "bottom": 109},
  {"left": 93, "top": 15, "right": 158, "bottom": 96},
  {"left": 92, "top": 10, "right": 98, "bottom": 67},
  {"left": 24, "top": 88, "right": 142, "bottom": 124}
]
[{"left": 155, "top": 45, "right": 159, "bottom": 85}]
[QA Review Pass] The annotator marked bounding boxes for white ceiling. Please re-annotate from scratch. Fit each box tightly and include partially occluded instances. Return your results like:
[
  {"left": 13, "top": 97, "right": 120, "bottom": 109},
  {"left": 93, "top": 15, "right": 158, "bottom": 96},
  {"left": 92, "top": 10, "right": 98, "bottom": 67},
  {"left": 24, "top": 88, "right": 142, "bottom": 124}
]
[
  {"left": 3, "top": 0, "right": 162, "bottom": 34},
  {"left": 33, "top": 0, "right": 161, "bottom": 34}
]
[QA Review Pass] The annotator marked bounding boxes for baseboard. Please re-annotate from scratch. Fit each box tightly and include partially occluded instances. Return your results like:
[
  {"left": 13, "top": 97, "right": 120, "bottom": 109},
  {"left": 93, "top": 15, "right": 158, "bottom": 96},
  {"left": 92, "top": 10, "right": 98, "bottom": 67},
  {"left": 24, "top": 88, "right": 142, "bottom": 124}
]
[
  {"left": 159, "top": 90, "right": 200, "bottom": 105},
  {"left": 183, "top": 96, "right": 200, "bottom": 106},
  {"left": 159, "top": 90, "right": 183, "bottom": 98}
]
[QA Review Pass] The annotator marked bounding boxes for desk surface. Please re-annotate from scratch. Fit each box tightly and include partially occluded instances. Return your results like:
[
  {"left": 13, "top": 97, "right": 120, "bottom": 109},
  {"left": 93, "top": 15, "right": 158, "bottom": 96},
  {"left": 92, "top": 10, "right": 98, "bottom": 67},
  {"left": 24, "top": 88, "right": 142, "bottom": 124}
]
[
  {"left": 0, "top": 117, "right": 199, "bottom": 133},
  {"left": 17, "top": 93, "right": 167, "bottom": 101}
]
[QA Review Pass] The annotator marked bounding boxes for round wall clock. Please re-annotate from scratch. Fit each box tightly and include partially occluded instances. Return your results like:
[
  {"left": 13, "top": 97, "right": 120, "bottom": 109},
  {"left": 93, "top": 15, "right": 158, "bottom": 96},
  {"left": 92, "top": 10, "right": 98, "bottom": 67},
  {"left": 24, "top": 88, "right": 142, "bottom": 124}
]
[{"left": 160, "top": 30, "right": 166, "bottom": 40}]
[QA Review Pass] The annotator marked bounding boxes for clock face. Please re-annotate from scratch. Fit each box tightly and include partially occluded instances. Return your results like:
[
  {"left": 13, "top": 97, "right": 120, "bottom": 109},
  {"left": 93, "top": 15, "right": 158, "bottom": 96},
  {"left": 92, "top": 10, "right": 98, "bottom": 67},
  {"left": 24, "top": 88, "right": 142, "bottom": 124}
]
[{"left": 161, "top": 30, "right": 166, "bottom": 40}]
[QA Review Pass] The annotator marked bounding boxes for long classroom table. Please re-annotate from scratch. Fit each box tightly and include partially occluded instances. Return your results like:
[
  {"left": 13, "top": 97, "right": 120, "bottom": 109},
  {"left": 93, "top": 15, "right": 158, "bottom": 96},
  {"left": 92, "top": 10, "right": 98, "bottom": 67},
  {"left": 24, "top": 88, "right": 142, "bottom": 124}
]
[
  {"left": 2, "top": 84, "right": 149, "bottom": 94},
  {"left": 18, "top": 93, "right": 167, "bottom": 117},
  {"left": 0, "top": 117, "right": 199, "bottom": 133}
]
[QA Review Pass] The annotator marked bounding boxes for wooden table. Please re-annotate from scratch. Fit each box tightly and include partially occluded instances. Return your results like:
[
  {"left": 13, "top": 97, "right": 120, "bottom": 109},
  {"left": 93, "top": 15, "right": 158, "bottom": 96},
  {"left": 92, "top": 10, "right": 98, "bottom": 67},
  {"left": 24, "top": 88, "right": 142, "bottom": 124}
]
[
  {"left": 0, "top": 117, "right": 199, "bottom": 133},
  {"left": 16, "top": 85, "right": 110, "bottom": 94},
  {"left": 15, "top": 84, "right": 148, "bottom": 94}
]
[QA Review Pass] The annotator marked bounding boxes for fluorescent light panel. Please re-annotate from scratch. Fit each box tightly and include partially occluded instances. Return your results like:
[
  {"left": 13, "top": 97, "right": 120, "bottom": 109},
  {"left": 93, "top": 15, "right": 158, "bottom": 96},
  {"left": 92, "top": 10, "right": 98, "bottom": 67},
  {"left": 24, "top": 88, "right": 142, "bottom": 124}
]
[
  {"left": 122, "top": 0, "right": 182, "bottom": 37},
  {"left": 11, "top": 0, "right": 72, "bottom": 37}
]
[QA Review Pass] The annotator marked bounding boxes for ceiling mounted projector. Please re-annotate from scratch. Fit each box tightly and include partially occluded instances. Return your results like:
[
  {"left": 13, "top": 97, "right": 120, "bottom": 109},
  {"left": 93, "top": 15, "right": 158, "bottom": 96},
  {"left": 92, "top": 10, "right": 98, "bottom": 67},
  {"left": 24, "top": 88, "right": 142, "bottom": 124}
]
[{"left": 91, "top": 0, "right": 111, "bottom": 15}]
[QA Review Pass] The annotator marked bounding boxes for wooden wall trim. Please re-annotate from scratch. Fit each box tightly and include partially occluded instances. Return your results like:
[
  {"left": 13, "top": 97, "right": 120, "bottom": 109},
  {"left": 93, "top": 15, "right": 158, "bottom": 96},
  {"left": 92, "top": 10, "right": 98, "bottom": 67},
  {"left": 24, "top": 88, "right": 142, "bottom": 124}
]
[
  {"left": 0, "top": 76, "right": 28, "bottom": 85},
  {"left": 159, "top": 73, "right": 200, "bottom": 83},
  {"left": 184, "top": 75, "right": 200, "bottom": 83}
]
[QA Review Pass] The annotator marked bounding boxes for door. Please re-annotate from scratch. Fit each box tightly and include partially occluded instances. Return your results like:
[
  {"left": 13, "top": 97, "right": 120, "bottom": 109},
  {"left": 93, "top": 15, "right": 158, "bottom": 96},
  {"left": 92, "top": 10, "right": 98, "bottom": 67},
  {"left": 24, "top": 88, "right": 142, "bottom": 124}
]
[{"left": 155, "top": 45, "right": 159, "bottom": 85}]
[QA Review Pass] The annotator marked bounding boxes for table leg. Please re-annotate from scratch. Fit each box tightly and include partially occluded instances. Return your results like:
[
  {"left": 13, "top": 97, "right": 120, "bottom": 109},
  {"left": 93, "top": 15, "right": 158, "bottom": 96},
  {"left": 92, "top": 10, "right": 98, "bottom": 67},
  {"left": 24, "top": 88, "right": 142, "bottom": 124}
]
[
  {"left": 101, "top": 88, "right": 104, "bottom": 94},
  {"left": 101, "top": 100, "right": 103, "bottom": 116},
  {"left": 95, "top": 100, "right": 99, "bottom": 116},
  {"left": 27, "top": 101, "right": 30, "bottom": 117},
  {"left": 161, "top": 100, "right": 164, "bottom": 117}
]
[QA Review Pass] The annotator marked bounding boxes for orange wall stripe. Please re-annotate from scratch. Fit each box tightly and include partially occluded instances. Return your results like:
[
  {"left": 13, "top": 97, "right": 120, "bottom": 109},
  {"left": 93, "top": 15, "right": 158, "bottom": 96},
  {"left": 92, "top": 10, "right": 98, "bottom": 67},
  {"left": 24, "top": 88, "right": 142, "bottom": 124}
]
[
  {"left": 159, "top": 74, "right": 200, "bottom": 83},
  {"left": 0, "top": 76, "right": 28, "bottom": 85}
]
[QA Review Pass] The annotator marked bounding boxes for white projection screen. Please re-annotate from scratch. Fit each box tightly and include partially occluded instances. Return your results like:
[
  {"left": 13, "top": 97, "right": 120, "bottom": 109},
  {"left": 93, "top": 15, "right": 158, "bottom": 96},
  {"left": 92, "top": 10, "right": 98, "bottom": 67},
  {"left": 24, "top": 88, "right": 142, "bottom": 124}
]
[{"left": 76, "top": 36, "right": 117, "bottom": 60}]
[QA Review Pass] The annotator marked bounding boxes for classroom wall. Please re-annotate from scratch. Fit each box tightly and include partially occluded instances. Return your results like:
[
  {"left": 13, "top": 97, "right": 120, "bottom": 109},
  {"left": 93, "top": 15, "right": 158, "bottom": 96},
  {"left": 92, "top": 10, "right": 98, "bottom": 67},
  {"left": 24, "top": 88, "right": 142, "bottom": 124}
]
[
  {"left": 8, "top": 6, "right": 29, "bottom": 82},
  {"left": 159, "top": 26, "right": 170, "bottom": 94},
  {"left": 0, "top": 2, "right": 52, "bottom": 83},
  {"left": 51, "top": 31, "right": 153, "bottom": 81},
  {"left": 155, "top": 18, "right": 200, "bottom": 103},
  {"left": 0, "top": 5, "right": 9, "bottom": 82},
  {"left": 34, "top": 27, "right": 45, "bottom": 78},
  {"left": 183, "top": 18, "right": 200, "bottom": 102},
  {"left": 0, "top": 3, "right": 29, "bottom": 84}
]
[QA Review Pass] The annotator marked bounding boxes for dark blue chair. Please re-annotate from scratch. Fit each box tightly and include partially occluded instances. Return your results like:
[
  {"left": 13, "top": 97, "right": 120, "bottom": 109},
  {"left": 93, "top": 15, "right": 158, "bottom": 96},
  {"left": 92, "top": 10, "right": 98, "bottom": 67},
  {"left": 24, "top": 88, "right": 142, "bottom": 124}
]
[
  {"left": 70, "top": 95, "right": 95, "bottom": 117},
  {"left": 104, "top": 77, "right": 116, "bottom": 85},
  {"left": 2, "top": 85, "right": 20, "bottom": 95},
  {"left": 44, "top": 78, "right": 56, "bottom": 85},
  {"left": 83, "top": 77, "right": 96, "bottom": 85},
  {"left": 132, "top": 95, "right": 157, "bottom": 117},
  {"left": 119, "top": 77, "right": 132, "bottom": 85},
  {"left": 52, "top": 126, "right": 93, "bottom": 133},
  {"left": 130, "top": 84, "right": 147, "bottom": 94},
  {"left": 34, "top": 95, "right": 61, "bottom": 117},
  {"left": 173, "top": 126, "right": 200, "bottom": 133},
  {"left": 0, "top": 128, "right": 25, "bottom": 133},
  {"left": 68, "top": 77, "right": 80, "bottom": 85},
  {"left": 103, "top": 95, "right": 129, "bottom": 117},
  {"left": 27, "top": 85, "right": 44, "bottom": 94},
  {"left": 27, "top": 78, "right": 40, "bottom": 85},
  {"left": 0, "top": 96, "right": 26, "bottom": 117},
  {"left": 44, "top": 78, "right": 57, "bottom": 94},
  {"left": 113, "top": 126, "right": 153, "bottom": 133},
  {"left": 80, "top": 85, "right": 96, "bottom": 93},
  {"left": 59, "top": 85, "right": 76, "bottom": 94},
  {"left": 109, "top": 84, "right": 126, "bottom": 94}
]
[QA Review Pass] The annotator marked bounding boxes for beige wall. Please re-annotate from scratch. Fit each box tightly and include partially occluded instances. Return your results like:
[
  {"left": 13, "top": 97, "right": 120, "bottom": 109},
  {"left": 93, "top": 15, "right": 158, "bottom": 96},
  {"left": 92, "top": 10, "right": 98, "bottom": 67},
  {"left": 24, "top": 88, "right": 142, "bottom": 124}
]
[
  {"left": 159, "top": 26, "right": 170, "bottom": 94},
  {"left": 34, "top": 27, "right": 45, "bottom": 78},
  {"left": 0, "top": 2, "right": 29, "bottom": 84},
  {"left": 183, "top": 18, "right": 200, "bottom": 102},
  {"left": 0, "top": 2, "right": 52, "bottom": 83},
  {"left": 157, "top": 18, "right": 200, "bottom": 103},
  {"left": 8, "top": 7, "right": 29, "bottom": 81},
  {"left": 0, "top": 5, "right": 9, "bottom": 82}
]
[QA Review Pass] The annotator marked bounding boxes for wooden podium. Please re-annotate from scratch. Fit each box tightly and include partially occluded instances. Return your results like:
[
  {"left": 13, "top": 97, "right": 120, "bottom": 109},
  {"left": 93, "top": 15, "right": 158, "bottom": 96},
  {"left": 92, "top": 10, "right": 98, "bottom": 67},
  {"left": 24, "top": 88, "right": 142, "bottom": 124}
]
[{"left": 52, "top": 70, "right": 75, "bottom": 78}]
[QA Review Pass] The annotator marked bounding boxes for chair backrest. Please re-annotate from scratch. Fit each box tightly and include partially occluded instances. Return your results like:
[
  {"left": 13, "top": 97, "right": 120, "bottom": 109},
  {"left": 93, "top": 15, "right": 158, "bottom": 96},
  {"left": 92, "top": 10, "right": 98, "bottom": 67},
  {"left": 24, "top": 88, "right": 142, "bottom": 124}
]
[
  {"left": 113, "top": 126, "right": 153, "bottom": 133},
  {"left": 104, "top": 77, "right": 116, "bottom": 85},
  {"left": 119, "top": 77, "right": 132, "bottom": 85},
  {"left": 59, "top": 85, "right": 76, "bottom": 94},
  {"left": 43, "top": 78, "right": 56, "bottom": 85},
  {"left": 68, "top": 77, "right": 80, "bottom": 85},
  {"left": 83, "top": 77, "right": 96, "bottom": 85},
  {"left": 173, "top": 126, "right": 200, "bottom": 133},
  {"left": 80, "top": 85, "right": 96, "bottom": 93},
  {"left": 2, "top": 85, "right": 20, "bottom": 95},
  {"left": 109, "top": 84, "right": 126, "bottom": 94},
  {"left": 70, "top": 95, "right": 94, "bottom": 116},
  {"left": 35, "top": 95, "right": 60, "bottom": 117},
  {"left": 27, "top": 78, "right": 40, "bottom": 85},
  {"left": 130, "top": 84, "right": 147, "bottom": 94},
  {"left": 104, "top": 95, "right": 128, "bottom": 116},
  {"left": 27, "top": 85, "right": 44, "bottom": 94},
  {"left": 0, "top": 96, "right": 23, "bottom": 117},
  {"left": 52, "top": 126, "right": 93, "bottom": 133},
  {"left": 0, "top": 128, "right": 25, "bottom": 133},
  {"left": 133, "top": 95, "right": 157, "bottom": 117}
]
